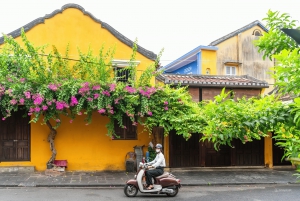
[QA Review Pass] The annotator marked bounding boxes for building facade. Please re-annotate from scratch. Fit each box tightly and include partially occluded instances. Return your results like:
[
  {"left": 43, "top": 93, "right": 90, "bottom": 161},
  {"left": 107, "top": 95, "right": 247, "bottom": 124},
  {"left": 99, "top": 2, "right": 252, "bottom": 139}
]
[{"left": 0, "top": 4, "right": 156, "bottom": 171}]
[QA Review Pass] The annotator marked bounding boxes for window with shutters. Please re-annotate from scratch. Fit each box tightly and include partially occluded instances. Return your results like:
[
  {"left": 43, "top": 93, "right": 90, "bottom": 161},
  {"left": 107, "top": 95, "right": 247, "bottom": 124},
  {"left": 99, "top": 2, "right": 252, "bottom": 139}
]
[
  {"left": 114, "top": 116, "right": 137, "bottom": 140},
  {"left": 225, "top": 66, "right": 236, "bottom": 75},
  {"left": 115, "top": 67, "right": 131, "bottom": 82}
]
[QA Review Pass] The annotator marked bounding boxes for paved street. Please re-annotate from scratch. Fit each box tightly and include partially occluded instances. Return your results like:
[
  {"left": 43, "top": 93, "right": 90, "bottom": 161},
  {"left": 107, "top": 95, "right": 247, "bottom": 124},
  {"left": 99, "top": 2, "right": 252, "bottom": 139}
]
[
  {"left": 0, "top": 168, "right": 298, "bottom": 187},
  {"left": 0, "top": 184, "right": 300, "bottom": 201}
]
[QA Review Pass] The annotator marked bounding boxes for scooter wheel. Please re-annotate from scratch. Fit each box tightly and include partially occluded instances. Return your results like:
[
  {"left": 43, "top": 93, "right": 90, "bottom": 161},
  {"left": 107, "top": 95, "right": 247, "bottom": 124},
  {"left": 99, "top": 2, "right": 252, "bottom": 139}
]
[
  {"left": 124, "top": 184, "right": 138, "bottom": 197},
  {"left": 166, "top": 186, "right": 179, "bottom": 197}
]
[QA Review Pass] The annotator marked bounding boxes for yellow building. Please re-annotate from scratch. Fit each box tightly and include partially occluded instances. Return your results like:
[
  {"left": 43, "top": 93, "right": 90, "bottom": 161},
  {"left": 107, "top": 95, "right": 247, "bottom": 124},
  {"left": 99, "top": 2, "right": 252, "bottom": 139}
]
[{"left": 0, "top": 4, "right": 157, "bottom": 171}]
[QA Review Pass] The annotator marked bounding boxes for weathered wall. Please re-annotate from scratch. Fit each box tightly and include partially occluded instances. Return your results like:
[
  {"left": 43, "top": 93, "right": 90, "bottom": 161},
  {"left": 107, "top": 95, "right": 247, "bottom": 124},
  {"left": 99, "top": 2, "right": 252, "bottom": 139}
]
[
  {"left": 201, "top": 87, "right": 260, "bottom": 101},
  {"left": 188, "top": 87, "right": 200, "bottom": 102},
  {"left": 215, "top": 25, "right": 274, "bottom": 94}
]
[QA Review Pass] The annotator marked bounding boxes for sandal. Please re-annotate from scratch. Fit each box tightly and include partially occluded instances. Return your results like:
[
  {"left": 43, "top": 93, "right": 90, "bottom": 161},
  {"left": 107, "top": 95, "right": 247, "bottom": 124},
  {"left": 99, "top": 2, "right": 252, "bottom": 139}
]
[{"left": 147, "top": 186, "right": 154, "bottom": 190}]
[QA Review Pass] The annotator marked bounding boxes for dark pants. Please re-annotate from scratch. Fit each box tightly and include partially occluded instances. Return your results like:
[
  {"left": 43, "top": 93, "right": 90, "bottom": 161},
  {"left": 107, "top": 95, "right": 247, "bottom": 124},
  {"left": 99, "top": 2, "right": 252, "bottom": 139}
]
[{"left": 145, "top": 168, "right": 164, "bottom": 185}]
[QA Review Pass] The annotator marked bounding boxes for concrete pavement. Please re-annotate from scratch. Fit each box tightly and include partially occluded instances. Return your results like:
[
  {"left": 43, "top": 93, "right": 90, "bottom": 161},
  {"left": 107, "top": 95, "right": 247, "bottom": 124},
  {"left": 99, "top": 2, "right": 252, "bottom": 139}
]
[{"left": 0, "top": 167, "right": 299, "bottom": 187}]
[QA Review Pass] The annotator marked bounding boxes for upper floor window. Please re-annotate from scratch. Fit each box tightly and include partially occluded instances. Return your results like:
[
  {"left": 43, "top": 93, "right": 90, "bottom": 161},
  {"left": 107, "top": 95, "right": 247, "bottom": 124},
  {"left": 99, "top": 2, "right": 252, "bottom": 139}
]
[
  {"left": 225, "top": 66, "right": 236, "bottom": 75},
  {"left": 115, "top": 67, "right": 130, "bottom": 82},
  {"left": 114, "top": 115, "right": 137, "bottom": 140},
  {"left": 252, "top": 29, "right": 263, "bottom": 36},
  {"left": 112, "top": 59, "right": 140, "bottom": 82}
]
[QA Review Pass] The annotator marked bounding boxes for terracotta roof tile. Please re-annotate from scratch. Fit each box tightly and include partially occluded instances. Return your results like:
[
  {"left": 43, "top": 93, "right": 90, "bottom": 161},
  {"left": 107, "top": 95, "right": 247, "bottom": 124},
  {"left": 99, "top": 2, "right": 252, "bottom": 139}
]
[{"left": 157, "top": 74, "right": 269, "bottom": 88}]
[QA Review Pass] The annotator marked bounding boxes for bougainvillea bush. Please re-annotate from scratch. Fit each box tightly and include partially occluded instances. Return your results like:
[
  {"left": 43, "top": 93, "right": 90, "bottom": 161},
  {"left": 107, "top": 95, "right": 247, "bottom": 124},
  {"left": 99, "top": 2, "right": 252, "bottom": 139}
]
[{"left": 0, "top": 30, "right": 204, "bottom": 140}]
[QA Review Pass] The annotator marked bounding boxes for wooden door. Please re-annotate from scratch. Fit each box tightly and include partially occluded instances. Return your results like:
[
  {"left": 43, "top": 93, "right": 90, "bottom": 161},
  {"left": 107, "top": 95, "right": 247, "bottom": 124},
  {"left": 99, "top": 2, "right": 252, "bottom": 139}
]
[
  {"left": 204, "top": 141, "right": 231, "bottom": 166},
  {"left": 234, "top": 139, "right": 264, "bottom": 166},
  {"left": 169, "top": 131, "right": 200, "bottom": 167},
  {"left": 273, "top": 139, "right": 291, "bottom": 165},
  {"left": 0, "top": 110, "right": 30, "bottom": 161}
]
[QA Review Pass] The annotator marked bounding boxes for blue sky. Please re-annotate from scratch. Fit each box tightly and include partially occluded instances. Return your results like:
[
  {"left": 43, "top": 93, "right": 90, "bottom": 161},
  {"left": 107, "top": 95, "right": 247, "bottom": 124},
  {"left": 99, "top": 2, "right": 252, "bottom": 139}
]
[{"left": 1, "top": 0, "right": 299, "bottom": 66}]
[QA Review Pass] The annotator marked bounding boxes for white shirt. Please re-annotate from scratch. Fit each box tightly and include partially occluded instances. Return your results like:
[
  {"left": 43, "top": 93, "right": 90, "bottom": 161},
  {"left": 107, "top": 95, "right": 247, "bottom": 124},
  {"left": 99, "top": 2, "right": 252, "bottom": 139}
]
[{"left": 148, "top": 152, "right": 166, "bottom": 168}]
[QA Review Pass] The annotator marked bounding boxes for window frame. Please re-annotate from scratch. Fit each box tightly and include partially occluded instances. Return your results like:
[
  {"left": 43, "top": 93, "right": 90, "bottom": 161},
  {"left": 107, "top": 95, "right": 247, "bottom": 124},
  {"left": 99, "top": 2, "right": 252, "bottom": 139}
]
[
  {"left": 225, "top": 66, "right": 237, "bottom": 76},
  {"left": 113, "top": 115, "right": 137, "bottom": 140}
]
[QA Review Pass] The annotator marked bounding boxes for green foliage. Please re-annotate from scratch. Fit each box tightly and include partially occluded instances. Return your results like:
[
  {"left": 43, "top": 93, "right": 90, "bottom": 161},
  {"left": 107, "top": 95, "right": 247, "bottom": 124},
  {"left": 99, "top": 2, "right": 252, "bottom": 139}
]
[
  {"left": 254, "top": 10, "right": 299, "bottom": 60},
  {"left": 148, "top": 146, "right": 156, "bottom": 162},
  {"left": 200, "top": 88, "right": 293, "bottom": 149},
  {"left": 272, "top": 48, "right": 300, "bottom": 95},
  {"left": 2, "top": 29, "right": 300, "bottom": 158}
]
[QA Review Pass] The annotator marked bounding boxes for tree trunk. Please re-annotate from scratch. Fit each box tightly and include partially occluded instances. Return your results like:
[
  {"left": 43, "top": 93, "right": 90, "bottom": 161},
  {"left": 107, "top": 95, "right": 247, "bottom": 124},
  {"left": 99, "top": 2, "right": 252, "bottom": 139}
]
[{"left": 46, "top": 120, "right": 57, "bottom": 165}]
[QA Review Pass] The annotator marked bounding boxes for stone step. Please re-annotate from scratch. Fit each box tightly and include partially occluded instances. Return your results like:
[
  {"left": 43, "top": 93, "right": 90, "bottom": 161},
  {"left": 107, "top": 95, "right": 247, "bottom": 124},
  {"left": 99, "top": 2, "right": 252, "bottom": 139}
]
[{"left": 0, "top": 166, "right": 35, "bottom": 173}]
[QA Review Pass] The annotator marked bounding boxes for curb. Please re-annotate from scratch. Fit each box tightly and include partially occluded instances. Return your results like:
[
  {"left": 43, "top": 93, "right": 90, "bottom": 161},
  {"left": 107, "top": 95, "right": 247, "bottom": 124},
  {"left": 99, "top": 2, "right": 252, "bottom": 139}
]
[{"left": 1, "top": 182, "right": 299, "bottom": 188}]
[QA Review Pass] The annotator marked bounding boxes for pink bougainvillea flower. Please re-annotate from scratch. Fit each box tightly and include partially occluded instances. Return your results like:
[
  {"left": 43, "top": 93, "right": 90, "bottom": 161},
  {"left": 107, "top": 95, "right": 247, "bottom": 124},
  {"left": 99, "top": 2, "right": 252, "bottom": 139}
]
[
  {"left": 69, "top": 120, "right": 73, "bottom": 123},
  {"left": 48, "top": 83, "right": 58, "bottom": 91},
  {"left": 19, "top": 98, "right": 25, "bottom": 105},
  {"left": 47, "top": 101, "right": 52, "bottom": 106},
  {"left": 34, "top": 107, "right": 41, "bottom": 112},
  {"left": 6, "top": 89, "right": 13, "bottom": 96},
  {"left": 42, "top": 105, "right": 48, "bottom": 111},
  {"left": 124, "top": 86, "right": 136, "bottom": 94},
  {"left": 164, "top": 101, "right": 168, "bottom": 105},
  {"left": 147, "top": 111, "right": 153, "bottom": 116},
  {"left": 101, "top": 90, "right": 110, "bottom": 96},
  {"left": 70, "top": 96, "right": 78, "bottom": 106},
  {"left": 33, "top": 95, "right": 43, "bottom": 105},
  {"left": 2, "top": 117, "right": 5, "bottom": 121},
  {"left": 7, "top": 77, "right": 13, "bottom": 82},
  {"left": 109, "top": 109, "right": 114, "bottom": 114},
  {"left": 10, "top": 99, "right": 17, "bottom": 105},
  {"left": 20, "top": 78, "right": 25, "bottom": 83},
  {"left": 78, "top": 112, "right": 82, "bottom": 115},
  {"left": 24, "top": 91, "right": 31, "bottom": 99},
  {"left": 28, "top": 113, "right": 32, "bottom": 116},
  {"left": 87, "top": 97, "right": 93, "bottom": 102},
  {"left": 109, "top": 83, "right": 116, "bottom": 92},
  {"left": 164, "top": 107, "right": 168, "bottom": 111},
  {"left": 132, "top": 122, "right": 138, "bottom": 126},
  {"left": 56, "top": 119, "right": 60, "bottom": 123},
  {"left": 56, "top": 101, "right": 64, "bottom": 110},
  {"left": 92, "top": 85, "right": 101, "bottom": 90},
  {"left": 94, "top": 93, "right": 99, "bottom": 99},
  {"left": 98, "top": 108, "right": 106, "bottom": 114}
]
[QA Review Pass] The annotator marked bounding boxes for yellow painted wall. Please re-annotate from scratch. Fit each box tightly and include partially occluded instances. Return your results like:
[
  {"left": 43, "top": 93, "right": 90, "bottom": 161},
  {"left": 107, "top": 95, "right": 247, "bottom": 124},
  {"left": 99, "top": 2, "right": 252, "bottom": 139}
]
[
  {"left": 0, "top": 7, "right": 155, "bottom": 171},
  {"left": 1, "top": 113, "right": 152, "bottom": 171},
  {"left": 201, "top": 50, "right": 217, "bottom": 75},
  {"left": 1, "top": 8, "right": 155, "bottom": 85}
]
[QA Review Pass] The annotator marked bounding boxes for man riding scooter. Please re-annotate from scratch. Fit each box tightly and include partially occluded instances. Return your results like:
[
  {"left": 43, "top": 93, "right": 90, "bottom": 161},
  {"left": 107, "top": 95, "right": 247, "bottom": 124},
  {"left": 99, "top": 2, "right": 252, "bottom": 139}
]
[{"left": 145, "top": 143, "right": 166, "bottom": 190}]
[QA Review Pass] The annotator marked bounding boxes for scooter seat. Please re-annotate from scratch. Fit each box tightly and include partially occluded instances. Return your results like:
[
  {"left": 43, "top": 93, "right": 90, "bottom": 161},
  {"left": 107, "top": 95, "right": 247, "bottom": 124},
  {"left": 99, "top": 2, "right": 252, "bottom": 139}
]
[{"left": 155, "top": 172, "right": 169, "bottom": 179}]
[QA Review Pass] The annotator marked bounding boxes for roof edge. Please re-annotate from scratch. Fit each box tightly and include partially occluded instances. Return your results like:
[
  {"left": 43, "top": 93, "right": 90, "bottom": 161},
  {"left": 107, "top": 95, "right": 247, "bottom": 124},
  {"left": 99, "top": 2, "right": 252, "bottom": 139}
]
[
  {"left": 0, "top": 3, "right": 157, "bottom": 61},
  {"left": 159, "top": 45, "right": 217, "bottom": 71},
  {"left": 209, "top": 20, "right": 268, "bottom": 46}
]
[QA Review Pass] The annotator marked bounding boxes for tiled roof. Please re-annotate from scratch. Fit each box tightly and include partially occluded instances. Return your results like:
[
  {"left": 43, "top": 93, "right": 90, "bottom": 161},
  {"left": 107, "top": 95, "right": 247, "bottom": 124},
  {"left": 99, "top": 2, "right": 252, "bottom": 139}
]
[
  {"left": 157, "top": 74, "right": 269, "bottom": 88},
  {"left": 209, "top": 20, "right": 268, "bottom": 46},
  {"left": 0, "top": 4, "right": 157, "bottom": 61}
]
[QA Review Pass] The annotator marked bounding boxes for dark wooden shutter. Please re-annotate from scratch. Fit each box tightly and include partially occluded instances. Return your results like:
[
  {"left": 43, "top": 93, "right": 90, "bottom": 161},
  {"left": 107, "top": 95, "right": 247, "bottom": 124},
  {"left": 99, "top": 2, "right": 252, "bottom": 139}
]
[
  {"left": 0, "top": 109, "right": 30, "bottom": 161},
  {"left": 114, "top": 116, "right": 137, "bottom": 140}
]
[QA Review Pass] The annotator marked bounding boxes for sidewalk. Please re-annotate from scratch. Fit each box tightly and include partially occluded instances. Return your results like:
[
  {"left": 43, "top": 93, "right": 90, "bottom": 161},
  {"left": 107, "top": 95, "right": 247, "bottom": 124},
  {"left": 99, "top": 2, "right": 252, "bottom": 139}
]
[{"left": 0, "top": 167, "right": 299, "bottom": 187}]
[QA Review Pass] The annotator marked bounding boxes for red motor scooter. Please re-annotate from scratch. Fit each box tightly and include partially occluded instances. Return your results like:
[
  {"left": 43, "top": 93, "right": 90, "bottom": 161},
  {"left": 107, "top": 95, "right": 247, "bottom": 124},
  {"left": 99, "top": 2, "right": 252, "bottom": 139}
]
[{"left": 124, "top": 162, "right": 181, "bottom": 197}]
